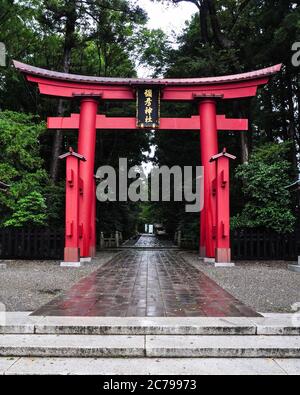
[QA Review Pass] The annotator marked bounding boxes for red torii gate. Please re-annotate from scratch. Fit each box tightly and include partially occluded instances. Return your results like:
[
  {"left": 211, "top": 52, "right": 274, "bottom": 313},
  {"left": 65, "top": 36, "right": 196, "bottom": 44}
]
[{"left": 14, "top": 61, "right": 281, "bottom": 266}]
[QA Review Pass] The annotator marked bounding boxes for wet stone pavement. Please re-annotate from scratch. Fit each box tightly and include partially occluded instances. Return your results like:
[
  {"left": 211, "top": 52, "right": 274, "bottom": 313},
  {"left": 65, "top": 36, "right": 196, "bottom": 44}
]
[
  {"left": 32, "top": 237, "right": 260, "bottom": 317},
  {"left": 134, "top": 234, "right": 175, "bottom": 248}
]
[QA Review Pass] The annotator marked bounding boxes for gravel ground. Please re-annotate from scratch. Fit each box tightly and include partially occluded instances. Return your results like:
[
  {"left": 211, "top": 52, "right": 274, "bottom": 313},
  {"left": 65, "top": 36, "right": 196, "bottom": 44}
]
[
  {"left": 180, "top": 251, "right": 300, "bottom": 313},
  {"left": 0, "top": 252, "right": 117, "bottom": 312}
]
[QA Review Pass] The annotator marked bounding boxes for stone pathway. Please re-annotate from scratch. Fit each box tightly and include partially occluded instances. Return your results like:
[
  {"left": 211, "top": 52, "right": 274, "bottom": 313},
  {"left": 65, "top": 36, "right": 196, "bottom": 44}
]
[
  {"left": 32, "top": 238, "right": 260, "bottom": 317},
  {"left": 134, "top": 234, "right": 175, "bottom": 248}
]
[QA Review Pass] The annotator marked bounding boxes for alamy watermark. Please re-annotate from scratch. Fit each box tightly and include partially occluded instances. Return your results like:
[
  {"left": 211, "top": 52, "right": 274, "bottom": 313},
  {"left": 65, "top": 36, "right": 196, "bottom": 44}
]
[
  {"left": 292, "top": 42, "right": 300, "bottom": 67},
  {"left": 0, "top": 42, "right": 6, "bottom": 67},
  {"left": 96, "top": 159, "right": 204, "bottom": 213}
]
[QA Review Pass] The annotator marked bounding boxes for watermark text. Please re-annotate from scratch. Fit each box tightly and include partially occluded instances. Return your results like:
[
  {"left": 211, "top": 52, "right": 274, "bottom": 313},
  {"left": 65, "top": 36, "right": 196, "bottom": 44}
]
[{"left": 96, "top": 159, "right": 204, "bottom": 213}]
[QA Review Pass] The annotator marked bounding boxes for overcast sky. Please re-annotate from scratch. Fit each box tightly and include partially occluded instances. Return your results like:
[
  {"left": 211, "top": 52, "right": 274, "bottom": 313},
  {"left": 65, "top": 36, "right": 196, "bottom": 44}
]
[
  {"left": 135, "top": 0, "right": 196, "bottom": 77},
  {"left": 137, "top": 0, "right": 196, "bottom": 36}
]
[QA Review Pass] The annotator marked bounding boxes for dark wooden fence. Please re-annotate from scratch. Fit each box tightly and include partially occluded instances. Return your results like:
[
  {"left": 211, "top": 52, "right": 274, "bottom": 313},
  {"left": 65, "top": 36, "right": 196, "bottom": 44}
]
[
  {"left": 231, "top": 228, "right": 300, "bottom": 261},
  {"left": 0, "top": 227, "right": 299, "bottom": 261},
  {"left": 0, "top": 228, "right": 64, "bottom": 260},
  {"left": 176, "top": 228, "right": 300, "bottom": 261}
]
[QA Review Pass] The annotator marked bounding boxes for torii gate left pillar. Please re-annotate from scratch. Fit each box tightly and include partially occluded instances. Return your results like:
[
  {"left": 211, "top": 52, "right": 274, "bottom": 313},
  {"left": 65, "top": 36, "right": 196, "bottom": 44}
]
[{"left": 77, "top": 98, "right": 98, "bottom": 261}]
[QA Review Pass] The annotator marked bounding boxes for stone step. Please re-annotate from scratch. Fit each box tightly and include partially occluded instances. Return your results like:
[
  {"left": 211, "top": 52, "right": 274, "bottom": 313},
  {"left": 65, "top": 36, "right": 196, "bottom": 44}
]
[
  {"left": 1, "top": 313, "right": 300, "bottom": 336},
  {"left": 2, "top": 357, "right": 299, "bottom": 375},
  {"left": 288, "top": 264, "right": 300, "bottom": 273},
  {"left": 146, "top": 335, "right": 300, "bottom": 358},
  {"left": 0, "top": 334, "right": 300, "bottom": 358},
  {"left": 33, "top": 317, "right": 257, "bottom": 336},
  {"left": 0, "top": 334, "right": 145, "bottom": 358}
]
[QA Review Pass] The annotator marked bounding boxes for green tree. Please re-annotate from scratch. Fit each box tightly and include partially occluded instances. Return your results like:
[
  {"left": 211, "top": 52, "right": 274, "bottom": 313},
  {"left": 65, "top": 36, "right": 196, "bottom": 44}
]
[
  {"left": 153, "top": 1, "right": 300, "bottom": 167},
  {"left": 134, "top": 28, "right": 172, "bottom": 77},
  {"left": 4, "top": 191, "right": 48, "bottom": 227},
  {"left": 153, "top": 0, "right": 234, "bottom": 48},
  {"left": 38, "top": 0, "right": 146, "bottom": 181},
  {"left": 0, "top": 1, "right": 157, "bottom": 234},
  {"left": 148, "top": 1, "right": 300, "bottom": 236},
  {"left": 0, "top": 111, "right": 49, "bottom": 226},
  {"left": 0, "top": 0, "right": 149, "bottom": 181},
  {"left": 232, "top": 142, "right": 296, "bottom": 233}
]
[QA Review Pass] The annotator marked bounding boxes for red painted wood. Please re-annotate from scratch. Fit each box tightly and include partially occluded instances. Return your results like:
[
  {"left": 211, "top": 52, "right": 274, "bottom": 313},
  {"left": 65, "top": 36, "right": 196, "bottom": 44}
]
[
  {"left": 14, "top": 61, "right": 281, "bottom": 100},
  {"left": 47, "top": 115, "right": 248, "bottom": 131},
  {"left": 66, "top": 221, "right": 73, "bottom": 238},
  {"left": 199, "top": 100, "right": 218, "bottom": 258},
  {"left": 200, "top": 210, "right": 206, "bottom": 258},
  {"left": 14, "top": 60, "right": 282, "bottom": 86},
  {"left": 211, "top": 151, "right": 236, "bottom": 263},
  {"left": 60, "top": 153, "right": 81, "bottom": 263},
  {"left": 162, "top": 79, "right": 268, "bottom": 100},
  {"left": 78, "top": 99, "right": 98, "bottom": 258},
  {"left": 67, "top": 168, "right": 74, "bottom": 185},
  {"left": 28, "top": 75, "right": 268, "bottom": 100},
  {"left": 35, "top": 80, "right": 135, "bottom": 100},
  {"left": 90, "top": 179, "right": 96, "bottom": 258}
]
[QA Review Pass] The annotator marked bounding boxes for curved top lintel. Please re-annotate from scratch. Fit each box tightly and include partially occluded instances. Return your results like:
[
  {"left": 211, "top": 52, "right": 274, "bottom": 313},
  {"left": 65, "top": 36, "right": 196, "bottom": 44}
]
[{"left": 13, "top": 60, "right": 282, "bottom": 88}]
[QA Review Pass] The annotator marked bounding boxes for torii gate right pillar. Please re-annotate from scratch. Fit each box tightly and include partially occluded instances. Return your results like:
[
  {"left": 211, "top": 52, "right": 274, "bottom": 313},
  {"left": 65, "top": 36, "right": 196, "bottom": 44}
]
[{"left": 199, "top": 99, "right": 218, "bottom": 259}]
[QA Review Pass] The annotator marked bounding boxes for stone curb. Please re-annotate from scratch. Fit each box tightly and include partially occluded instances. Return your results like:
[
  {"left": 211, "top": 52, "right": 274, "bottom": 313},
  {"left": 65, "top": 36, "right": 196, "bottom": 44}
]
[
  {"left": 0, "top": 314, "right": 300, "bottom": 336},
  {"left": 145, "top": 335, "right": 300, "bottom": 358},
  {"left": 0, "top": 334, "right": 145, "bottom": 358},
  {"left": 0, "top": 334, "right": 300, "bottom": 358}
]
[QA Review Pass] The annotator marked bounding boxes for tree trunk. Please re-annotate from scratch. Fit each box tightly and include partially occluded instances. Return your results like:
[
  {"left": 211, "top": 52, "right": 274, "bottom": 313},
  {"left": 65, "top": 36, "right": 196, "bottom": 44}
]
[
  {"left": 174, "top": 0, "right": 209, "bottom": 44},
  {"left": 297, "top": 74, "right": 300, "bottom": 131},
  {"left": 207, "top": 0, "right": 233, "bottom": 49},
  {"left": 240, "top": 131, "right": 249, "bottom": 164},
  {"left": 286, "top": 72, "right": 299, "bottom": 177},
  {"left": 50, "top": 99, "right": 66, "bottom": 182},
  {"left": 244, "top": 98, "right": 253, "bottom": 156},
  {"left": 279, "top": 75, "right": 288, "bottom": 138},
  {"left": 50, "top": 0, "right": 77, "bottom": 183},
  {"left": 234, "top": 101, "right": 249, "bottom": 163},
  {"left": 199, "top": 0, "right": 209, "bottom": 44},
  {"left": 264, "top": 89, "right": 273, "bottom": 141}
]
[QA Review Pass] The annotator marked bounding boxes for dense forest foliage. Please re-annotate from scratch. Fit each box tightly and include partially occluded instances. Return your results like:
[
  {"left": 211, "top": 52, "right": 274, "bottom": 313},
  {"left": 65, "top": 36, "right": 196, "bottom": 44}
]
[
  {"left": 0, "top": 0, "right": 299, "bottom": 237},
  {"left": 150, "top": 0, "right": 300, "bottom": 235}
]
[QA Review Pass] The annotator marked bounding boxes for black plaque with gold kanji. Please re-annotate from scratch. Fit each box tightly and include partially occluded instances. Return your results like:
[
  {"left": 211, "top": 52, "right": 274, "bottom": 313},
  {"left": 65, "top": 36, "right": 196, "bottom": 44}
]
[{"left": 137, "top": 87, "right": 160, "bottom": 128}]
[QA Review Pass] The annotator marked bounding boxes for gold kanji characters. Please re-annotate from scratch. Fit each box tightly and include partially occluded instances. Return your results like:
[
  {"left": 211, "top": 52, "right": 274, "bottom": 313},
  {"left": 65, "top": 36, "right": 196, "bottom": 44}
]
[{"left": 144, "top": 89, "right": 153, "bottom": 98}]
